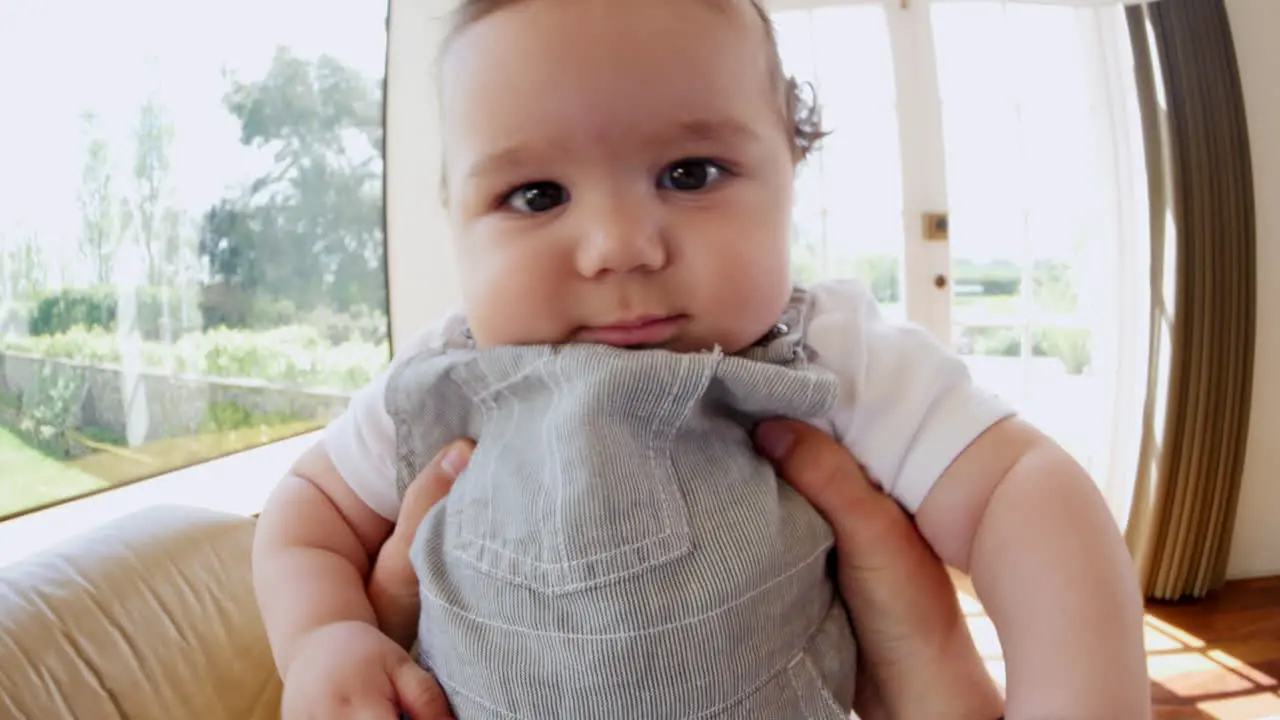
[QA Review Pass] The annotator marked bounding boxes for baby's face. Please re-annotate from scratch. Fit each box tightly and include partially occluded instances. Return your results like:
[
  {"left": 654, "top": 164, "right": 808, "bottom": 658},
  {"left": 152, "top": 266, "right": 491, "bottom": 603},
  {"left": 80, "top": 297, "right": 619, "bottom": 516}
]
[{"left": 440, "top": 0, "right": 796, "bottom": 354}]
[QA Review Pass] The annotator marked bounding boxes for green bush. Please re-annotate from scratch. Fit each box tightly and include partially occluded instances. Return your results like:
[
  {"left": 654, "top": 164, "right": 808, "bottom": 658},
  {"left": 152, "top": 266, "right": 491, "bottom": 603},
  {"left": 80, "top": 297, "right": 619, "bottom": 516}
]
[
  {"left": 134, "top": 286, "right": 203, "bottom": 340},
  {"left": 29, "top": 288, "right": 117, "bottom": 336},
  {"left": 1036, "top": 327, "right": 1092, "bottom": 375},
  {"left": 246, "top": 297, "right": 300, "bottom": 329},
  {"left": 961, "top": 326, "right": 1023, "bottom": 357},
  {"left": 959, "top": 325, "right": 1092, "bottom": 375},
  {"left": 199, "top": 401, "right": 302, "bottom": 433},
  {"left": 27, "top": 286, "right": 201, "bottom": 340},
  {"left": 1, "top": 325, "right": 389, "bottom": 392},
  {"left": 14, "top": 363, "right": 87, "bottom": 457},
  {"left": 199, "top": 283, "right": 255, "bottom": 330},
  {"left": 953, "top": 260, "right": 1021, "bottom": 298},
  {"left": 303, "top": 304, "right": 389, "bottom": 345}
]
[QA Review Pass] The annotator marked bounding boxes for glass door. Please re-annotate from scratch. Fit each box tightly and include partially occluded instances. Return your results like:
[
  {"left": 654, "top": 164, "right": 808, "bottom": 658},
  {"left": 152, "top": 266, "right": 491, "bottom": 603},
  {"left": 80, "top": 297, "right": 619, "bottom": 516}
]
[
  {"left": 773, "top": 2, "right": 908, "bottom": 325},
  {"left": 767, "top": 0, "right": 1149, "bottom": 482},
  {"left": 930, "top": 1, "right": 1146, "bottom": 474}
]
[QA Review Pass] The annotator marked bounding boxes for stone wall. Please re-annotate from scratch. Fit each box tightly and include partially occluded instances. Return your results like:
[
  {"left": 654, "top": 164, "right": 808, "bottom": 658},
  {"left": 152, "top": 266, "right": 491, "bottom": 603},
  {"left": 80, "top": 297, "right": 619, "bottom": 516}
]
[{"left": 0, "top": 351, "right": 350, "bottom": 445}]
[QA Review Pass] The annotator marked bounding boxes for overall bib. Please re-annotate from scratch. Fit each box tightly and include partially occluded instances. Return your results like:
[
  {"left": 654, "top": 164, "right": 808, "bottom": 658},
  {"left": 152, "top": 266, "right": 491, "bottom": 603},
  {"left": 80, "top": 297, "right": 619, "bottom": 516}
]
[{"left": 386, "top": 289, "right": 857, "bottom": 718}]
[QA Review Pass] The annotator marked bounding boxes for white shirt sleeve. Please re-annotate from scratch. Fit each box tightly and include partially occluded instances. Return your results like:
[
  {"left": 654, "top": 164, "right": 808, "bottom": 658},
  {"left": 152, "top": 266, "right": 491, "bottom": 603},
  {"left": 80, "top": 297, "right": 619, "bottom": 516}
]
[
  {"left": 806, "top": 279, "right": 1016, "bottom": 514},
  {"left": 321, "top": 312, "right": 465, "bottom": 521}
]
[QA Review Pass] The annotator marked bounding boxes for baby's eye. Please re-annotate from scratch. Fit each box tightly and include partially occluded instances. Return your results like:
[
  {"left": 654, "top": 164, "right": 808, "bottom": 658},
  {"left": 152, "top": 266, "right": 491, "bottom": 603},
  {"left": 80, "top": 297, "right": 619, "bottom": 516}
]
[
  {"left": 504, "top": 182, "right": 569, "bottom": 214},
  {"left": 658, "top": 159, "right": 726, "bottom": 192}
]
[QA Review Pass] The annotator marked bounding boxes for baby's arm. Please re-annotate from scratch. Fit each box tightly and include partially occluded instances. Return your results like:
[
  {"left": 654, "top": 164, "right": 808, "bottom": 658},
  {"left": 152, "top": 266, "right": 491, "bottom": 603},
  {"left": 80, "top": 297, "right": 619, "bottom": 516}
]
[
  {"left": 915, "top": 418, "right": 1150, "bottom": 718},
  {"left": 808, "top": 279, "right": 1148, "bottom": 718},
  {"left": 253, "top": 316, "right": 459, "bottom": 680},
  {"left": 252, "top": 441, "right": 393, "bottom": 675}
]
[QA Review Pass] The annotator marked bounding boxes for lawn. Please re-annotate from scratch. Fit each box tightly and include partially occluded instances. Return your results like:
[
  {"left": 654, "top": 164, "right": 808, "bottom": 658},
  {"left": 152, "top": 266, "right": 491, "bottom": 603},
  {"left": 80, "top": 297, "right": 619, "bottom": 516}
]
[
  {"left": 0, "top": 427, "right": 108, "bottom": 519},
  {"left": 0, "top": 420, "right": 319, "bottom": 521}
]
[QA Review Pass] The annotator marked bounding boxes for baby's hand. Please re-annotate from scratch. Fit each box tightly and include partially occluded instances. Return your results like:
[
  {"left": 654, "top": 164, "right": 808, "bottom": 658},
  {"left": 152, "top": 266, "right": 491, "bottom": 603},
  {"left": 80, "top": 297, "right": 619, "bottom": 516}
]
[{"left": 281, "top": 620, "right": 452, "bottom": 720}]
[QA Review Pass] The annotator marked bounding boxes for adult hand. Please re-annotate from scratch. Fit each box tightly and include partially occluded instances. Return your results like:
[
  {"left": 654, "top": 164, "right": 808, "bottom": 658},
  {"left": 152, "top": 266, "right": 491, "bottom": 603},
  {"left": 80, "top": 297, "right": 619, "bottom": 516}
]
[
  {"left": 754, "top": 419, "right": 1005, "bottom": 720},
  {"left": 366, "top": 440, "right": 475, "bottom": 717}
]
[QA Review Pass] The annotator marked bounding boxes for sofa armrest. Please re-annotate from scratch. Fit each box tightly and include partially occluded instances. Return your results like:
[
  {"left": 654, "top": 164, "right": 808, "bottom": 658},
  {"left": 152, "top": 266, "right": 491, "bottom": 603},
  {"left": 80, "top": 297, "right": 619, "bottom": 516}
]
[{"left": 0, "top": 505, "right": 282, "bottom": 720}]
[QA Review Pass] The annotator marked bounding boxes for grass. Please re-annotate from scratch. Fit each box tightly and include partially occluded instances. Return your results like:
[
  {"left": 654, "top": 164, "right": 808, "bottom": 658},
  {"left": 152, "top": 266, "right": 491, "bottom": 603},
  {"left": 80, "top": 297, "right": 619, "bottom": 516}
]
[
  {"left": 0, "top": 427, "right": 108, "bottom": 519},
  {"left": 0, "top": 419, "right": 321, "bottom": 521},
  {"left": 68, "top": 419, "right": 319, "bottom": 481}
]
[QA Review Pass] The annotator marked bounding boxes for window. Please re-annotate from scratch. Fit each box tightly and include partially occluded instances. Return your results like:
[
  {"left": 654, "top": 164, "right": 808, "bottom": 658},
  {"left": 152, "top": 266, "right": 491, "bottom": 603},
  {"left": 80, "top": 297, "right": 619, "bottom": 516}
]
[
  {"left": 932, "top": 2, "right": 1142, "bottom": 465},
  {"left": 774, "top": 4, "right": 907, "bottom": 324},
  {"left": 0, "top": 1, "right": 390, "bottom": 520},
  {"left": 770, "top": 0, "right": 1150, "bottom": 483}
]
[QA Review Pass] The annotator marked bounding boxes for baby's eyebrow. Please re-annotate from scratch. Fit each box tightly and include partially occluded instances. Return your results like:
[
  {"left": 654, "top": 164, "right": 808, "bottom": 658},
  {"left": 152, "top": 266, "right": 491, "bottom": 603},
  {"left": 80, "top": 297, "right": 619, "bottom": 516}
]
[
  {"left": 466, "top": 145, "right": 534, "bottom": 183},
  {"left": 464, "top": 118, "right": 759, "bottom": 182},
  {"left": 661, "top": 118, "right": 760, "bottom": 146}
]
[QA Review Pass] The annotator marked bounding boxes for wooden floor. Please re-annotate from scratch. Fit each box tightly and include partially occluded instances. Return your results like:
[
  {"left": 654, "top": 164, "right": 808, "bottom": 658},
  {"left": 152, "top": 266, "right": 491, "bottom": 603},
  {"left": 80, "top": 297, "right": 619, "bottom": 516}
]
[{"left": 956, "top": 575, "right": 1280, "bottom": 719}]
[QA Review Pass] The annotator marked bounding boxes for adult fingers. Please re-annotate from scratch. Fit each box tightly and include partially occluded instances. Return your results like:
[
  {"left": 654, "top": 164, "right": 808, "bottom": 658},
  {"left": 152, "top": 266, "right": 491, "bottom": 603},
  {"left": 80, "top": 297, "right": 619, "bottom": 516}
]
[
  {"left": 753, "top": 419, "right": 907, "bottom": 569},
  {"left": 369, "top": 440, "right": 474, "bottom": 647}
]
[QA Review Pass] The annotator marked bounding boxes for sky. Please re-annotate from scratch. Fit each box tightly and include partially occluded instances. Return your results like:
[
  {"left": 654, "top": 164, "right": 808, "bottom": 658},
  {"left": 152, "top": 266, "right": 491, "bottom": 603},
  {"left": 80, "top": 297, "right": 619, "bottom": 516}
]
[{"left": 0, "top": 0, "right": 387, "bottom": 280}]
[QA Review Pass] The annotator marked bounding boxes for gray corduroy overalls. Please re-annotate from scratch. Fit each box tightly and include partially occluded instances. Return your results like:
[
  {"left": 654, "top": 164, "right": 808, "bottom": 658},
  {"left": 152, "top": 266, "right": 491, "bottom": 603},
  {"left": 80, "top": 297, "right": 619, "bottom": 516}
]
[{"left": 386, "top": 289, "right": 857, "bottom": 718}]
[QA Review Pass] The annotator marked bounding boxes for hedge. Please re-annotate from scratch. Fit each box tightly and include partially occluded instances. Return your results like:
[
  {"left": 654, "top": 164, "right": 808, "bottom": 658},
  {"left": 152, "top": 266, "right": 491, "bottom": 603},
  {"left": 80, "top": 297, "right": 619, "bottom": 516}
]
[
  {"left": 27, "top": 286, "right": 388, "bottom": 346},
  {"left": 2, "top": 325, "right": 389, "bottom": 393}
]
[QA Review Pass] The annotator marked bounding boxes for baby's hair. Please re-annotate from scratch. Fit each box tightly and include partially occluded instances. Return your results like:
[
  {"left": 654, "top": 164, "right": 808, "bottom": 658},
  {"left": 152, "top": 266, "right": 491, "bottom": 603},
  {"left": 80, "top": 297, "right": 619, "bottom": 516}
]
[{"left": 440, "top": 0, "right": 829, "bottom": 162}]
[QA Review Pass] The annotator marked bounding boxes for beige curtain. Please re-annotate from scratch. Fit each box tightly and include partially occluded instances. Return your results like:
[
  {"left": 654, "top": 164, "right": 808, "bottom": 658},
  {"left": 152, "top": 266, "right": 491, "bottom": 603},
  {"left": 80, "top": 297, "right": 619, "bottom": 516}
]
[{"left": 1123, "top": 0, "right": 1256, "bottom": 601}]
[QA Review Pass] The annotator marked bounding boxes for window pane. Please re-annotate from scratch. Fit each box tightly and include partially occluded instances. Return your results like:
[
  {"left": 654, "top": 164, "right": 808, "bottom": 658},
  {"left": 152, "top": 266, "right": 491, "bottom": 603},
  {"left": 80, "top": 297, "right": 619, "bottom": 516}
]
[
  {"left": 933, "top": 1, "right": 1130, "bottom": 469},
  {"left": 0, "top": 1, "right": 389, "bottom": 520},
  {"left": 772, "top": 5, "right": 906, "bottom": 322}
]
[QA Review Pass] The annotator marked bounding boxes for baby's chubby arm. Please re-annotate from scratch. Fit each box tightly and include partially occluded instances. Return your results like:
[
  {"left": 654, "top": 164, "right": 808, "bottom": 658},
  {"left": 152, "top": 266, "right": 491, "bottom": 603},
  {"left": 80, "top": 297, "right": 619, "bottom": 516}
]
[
  {"left": 914, "top": 417, "right": 1150, "bottom": 719},
  {"left": 253, "top": 316, "right": 460, "bottom": 677},
  {"left": 805, "top": 278, "right": 1148, "bottom": 717},
  {"left": 252, "top": 441, "right": 395, "bottom": 676}
]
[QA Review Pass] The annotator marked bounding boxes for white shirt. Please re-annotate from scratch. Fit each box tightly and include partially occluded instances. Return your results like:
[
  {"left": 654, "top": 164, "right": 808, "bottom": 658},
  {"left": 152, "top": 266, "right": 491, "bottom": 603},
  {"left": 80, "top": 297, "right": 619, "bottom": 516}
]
[{"left": 323, "top": 279, "right": 1014, "bottom": 521}]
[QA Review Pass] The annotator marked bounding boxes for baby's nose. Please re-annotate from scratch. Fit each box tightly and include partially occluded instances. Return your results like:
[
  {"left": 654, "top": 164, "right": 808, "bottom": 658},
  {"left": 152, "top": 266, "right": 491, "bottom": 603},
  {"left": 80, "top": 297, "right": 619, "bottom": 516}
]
[{"left": 574, "top": 202, "right": 668, "bottom": 277}]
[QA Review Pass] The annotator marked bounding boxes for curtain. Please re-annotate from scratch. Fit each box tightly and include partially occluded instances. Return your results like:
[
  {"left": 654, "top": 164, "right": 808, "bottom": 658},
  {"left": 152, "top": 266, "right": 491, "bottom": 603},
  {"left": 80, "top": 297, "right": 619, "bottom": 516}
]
[{"left": 1123, "top": 0, "right": 1256, "bottom": 601}]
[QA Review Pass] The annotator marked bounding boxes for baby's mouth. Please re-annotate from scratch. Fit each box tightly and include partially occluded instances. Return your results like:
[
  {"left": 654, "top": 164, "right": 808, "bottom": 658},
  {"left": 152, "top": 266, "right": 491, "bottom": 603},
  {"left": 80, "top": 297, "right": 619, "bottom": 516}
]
[{"left": 574, "top": 315, "right": 688, "bottom": 348}]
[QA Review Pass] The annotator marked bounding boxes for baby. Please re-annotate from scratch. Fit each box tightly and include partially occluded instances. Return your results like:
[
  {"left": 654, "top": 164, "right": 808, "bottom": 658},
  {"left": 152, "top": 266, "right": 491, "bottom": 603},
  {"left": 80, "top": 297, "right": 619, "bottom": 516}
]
[{"left": 253, "top": 0, "right": 1151, "bottom": 718}]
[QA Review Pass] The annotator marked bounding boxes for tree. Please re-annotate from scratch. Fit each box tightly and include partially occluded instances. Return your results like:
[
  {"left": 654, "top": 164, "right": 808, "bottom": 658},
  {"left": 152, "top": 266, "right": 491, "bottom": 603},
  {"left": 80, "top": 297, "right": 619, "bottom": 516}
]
[
  {"left": 132, "top": 98, "right": 175, "bottom": 287},
  {"left": 1032, "top": 259, "right": 1078, "bottom": 315},
  {"left": 852, "top": 254, "right": 901, "bottom": 305},
  {"left": 199, "top": 48, "right": 386, "bottom": 324},
  {"left": 2, "top": 231, "right": 46, "bottom": 301},
  {"left": 789, "top": 226, "right": 900, "bottom": 306},
  {"left": 77, "top": 113, "right": 118, "bottom": 285}
]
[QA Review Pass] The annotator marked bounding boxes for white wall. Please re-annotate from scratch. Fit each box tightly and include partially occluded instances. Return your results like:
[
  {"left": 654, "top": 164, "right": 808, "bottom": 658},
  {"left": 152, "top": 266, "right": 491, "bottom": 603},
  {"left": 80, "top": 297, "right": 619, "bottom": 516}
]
[
  {"left": 384, "top": 0, "right": 463, "bottom": 351},
  {"left": 1226, "top": 0, "right": 1280, "bottom": 580}
]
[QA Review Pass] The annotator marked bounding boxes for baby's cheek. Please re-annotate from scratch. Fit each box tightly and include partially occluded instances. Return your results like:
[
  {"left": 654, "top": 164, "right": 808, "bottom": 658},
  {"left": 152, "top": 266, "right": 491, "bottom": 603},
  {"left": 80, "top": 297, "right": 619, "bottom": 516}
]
[
  {"left": 463, "top": 249, "right": 569, "bottom": 346},
  {"left": 690, "top": 236, "right": 792, "bottom": 353}
]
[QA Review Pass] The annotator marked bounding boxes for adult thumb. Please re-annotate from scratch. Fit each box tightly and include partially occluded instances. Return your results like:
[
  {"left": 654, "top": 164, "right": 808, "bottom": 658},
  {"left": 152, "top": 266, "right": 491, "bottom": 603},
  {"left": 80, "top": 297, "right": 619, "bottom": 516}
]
[
  {"left": 370, "top": 439, "right": 474, "bottom": 648},
  {"left": 397, "top": 440, "right": 474, "bottom": 540},
  {"left": 752, "top": 419, "right": 905, "bottom": 558},
  {"left": 391, "top": 659, "right": 455, "bottom": 720}
]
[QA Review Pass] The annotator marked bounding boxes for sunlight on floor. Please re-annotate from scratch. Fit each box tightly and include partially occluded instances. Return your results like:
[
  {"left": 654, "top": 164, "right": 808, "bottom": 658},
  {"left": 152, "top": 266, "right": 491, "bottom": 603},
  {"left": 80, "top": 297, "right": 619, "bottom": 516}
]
[{"left": 953, "top": 580, "right": 1280, "bottom": 720}]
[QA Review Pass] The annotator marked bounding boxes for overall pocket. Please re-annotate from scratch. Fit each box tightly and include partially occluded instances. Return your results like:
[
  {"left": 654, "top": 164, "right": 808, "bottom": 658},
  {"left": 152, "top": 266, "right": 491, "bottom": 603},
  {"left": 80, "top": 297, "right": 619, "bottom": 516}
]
[{"left": 443, "top": 346, "right": 715, "bottom": 594}]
